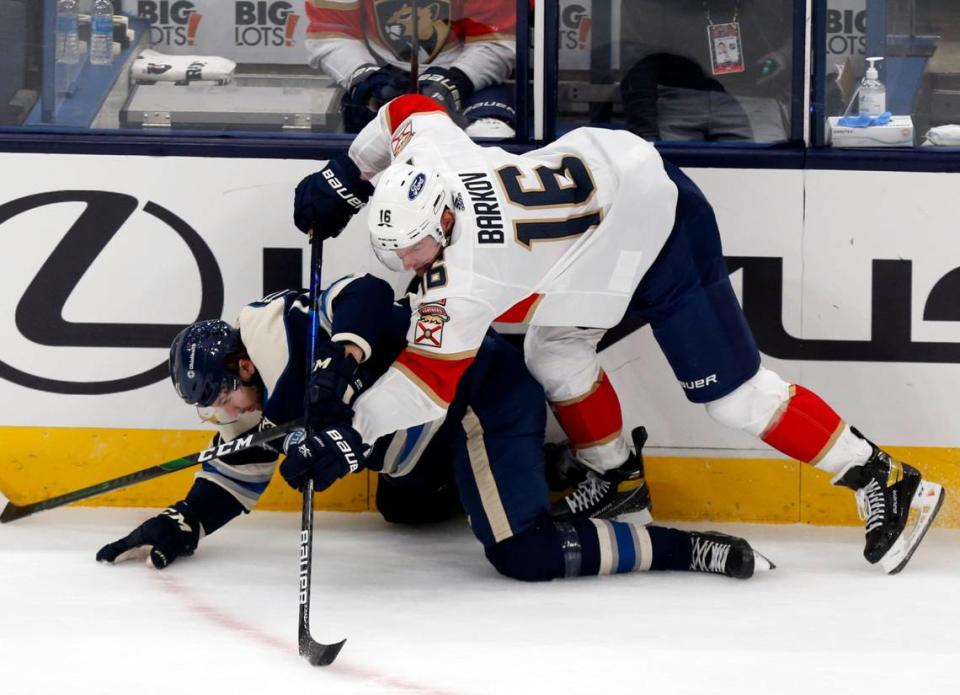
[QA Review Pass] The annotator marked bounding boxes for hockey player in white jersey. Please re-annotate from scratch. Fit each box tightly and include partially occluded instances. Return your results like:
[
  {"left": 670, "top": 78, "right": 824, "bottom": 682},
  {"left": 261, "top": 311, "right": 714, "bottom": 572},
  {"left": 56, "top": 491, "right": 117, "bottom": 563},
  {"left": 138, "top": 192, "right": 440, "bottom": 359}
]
[{"left": 292, "top": 94, "right": 945, "bottom": 574}]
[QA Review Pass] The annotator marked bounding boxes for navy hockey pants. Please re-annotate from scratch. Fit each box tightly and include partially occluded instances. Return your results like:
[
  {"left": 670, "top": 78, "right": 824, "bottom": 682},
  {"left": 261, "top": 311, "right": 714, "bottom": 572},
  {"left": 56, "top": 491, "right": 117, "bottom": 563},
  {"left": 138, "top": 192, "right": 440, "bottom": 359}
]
[
  {"left": 625, "top": 160, "right": 761, "bottom": 403},
  {"left": 377, "top": 331, "right": 571, "bottom": 579}
]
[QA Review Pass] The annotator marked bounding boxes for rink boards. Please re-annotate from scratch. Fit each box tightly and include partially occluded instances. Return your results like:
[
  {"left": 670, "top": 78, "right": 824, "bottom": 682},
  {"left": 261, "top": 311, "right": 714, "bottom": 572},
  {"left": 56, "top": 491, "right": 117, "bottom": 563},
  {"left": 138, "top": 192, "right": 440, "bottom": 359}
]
[{"left": 0, "top": 154, "right": 956, "bottom": 526}]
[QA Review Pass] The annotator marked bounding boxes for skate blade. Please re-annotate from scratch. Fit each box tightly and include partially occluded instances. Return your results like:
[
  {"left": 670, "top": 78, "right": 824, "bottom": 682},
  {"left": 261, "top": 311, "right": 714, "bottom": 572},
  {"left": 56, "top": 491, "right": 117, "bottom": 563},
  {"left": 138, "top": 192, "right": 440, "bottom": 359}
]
[
  {"left": 752, "top": 550, "right": 776, "bottom": 572},
  {"left": 602, "top": 485, "right": 652, "bottom": 522},
  {"left": 880, "top": 481, "right": 945, "bottom": 575}
]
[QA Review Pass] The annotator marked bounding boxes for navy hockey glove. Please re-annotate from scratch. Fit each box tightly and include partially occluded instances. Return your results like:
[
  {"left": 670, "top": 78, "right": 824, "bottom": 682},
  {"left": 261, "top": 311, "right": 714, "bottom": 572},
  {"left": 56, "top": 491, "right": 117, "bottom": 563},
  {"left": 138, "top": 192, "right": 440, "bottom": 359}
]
[
  {"left": 293, "top": 154, "right": 374, "bottom": 237},
  {"left": 306, "top": 341, "right": 362, "bottom": 429},
  {"left": 96, "top": 501, "right": 200, "bottom": 569},
  {"left": 341, "top": 64, "right": 407, "bottom": 132},
  {"left": 418, "top": 67, "right": 474, "bottom": 115},
  {"left": 281, "top": 426, "right": 366, "bottom": 493}
]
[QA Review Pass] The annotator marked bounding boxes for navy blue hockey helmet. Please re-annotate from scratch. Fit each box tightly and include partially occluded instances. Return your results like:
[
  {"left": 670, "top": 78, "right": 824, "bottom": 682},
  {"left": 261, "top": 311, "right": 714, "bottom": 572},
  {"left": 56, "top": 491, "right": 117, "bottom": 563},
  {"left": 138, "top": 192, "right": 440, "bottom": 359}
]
[{"left": 169, "top": 320, "right": 243, "bottom": 407}]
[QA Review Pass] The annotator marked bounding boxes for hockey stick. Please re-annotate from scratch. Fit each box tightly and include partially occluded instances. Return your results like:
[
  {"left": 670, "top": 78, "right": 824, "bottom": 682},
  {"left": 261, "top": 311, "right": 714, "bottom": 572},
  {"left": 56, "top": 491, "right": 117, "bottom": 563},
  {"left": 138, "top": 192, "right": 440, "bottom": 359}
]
[
  {"left": 409, "top": 0, "right": 420, "bottom": 93},
  {"left": 0, "top": 418, "right": 305, "bottom": 524},
  {"left": 298, "top": 230, "right": 346, "bottom": 667}
]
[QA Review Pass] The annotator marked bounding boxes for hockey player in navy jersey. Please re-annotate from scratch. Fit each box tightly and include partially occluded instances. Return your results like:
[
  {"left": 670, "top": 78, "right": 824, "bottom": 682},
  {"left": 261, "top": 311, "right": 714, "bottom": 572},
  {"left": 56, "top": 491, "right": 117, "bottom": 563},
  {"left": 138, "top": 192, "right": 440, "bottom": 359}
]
[
  {"left": 96, "top": 274, "right": 773, "bottom": 581},
  {"left": 292, "top": 94, "right": 945, "bottom": 574}
]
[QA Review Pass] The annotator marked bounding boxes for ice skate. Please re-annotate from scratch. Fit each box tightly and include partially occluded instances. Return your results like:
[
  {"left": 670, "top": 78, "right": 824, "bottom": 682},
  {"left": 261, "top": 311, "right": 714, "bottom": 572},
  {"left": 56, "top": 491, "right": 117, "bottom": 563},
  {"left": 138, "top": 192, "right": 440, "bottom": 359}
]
[
  {"left": 550, "top": 427, "right": 653, "bottom": 523},
  {"left": 689, "top": 531, "right": 775, "bottom": 579},
  {"left": 835, "top": 431, "right": 945, "bottom": 574}
]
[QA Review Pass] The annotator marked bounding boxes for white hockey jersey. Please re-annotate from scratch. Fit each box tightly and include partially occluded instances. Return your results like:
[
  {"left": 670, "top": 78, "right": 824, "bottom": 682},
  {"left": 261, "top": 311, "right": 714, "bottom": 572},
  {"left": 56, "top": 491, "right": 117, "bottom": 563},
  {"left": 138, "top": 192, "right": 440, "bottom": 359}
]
[{"left": 349, "top": 95, "right": 679, "bottom": 448}]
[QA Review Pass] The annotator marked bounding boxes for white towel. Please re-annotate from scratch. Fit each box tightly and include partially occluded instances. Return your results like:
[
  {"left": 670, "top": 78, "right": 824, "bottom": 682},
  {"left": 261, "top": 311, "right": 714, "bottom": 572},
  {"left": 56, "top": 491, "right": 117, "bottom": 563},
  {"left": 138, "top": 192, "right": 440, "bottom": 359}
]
[{"left": 130, "top": 49, "right": 236, "bottom": 85}]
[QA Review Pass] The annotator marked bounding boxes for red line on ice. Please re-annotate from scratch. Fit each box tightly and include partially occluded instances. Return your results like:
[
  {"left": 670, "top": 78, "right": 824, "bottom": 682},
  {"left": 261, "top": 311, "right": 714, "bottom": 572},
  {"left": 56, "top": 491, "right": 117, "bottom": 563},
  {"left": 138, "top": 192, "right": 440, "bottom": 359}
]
[{"left": 152, "top": 572, "right": 466, "bottom": 695}]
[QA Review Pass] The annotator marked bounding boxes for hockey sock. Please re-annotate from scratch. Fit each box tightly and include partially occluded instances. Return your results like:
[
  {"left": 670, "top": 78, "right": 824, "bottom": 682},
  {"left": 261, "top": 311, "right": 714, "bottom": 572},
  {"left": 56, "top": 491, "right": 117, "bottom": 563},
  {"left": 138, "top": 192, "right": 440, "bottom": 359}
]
[
  {"left": 817, "top": 425, "right": 874, "bottom": 477},
  {"left": 760, "top": 385, "right": 845, "bottom": 464},
  {"left": 555, "top": 517, "right": 654, "bottom": 576},
  {"left": 569, "top": 521, "right": 720, "bottom": 574},
  {"left": 550, "top": 370, "right": 629, "bottom": 472}
]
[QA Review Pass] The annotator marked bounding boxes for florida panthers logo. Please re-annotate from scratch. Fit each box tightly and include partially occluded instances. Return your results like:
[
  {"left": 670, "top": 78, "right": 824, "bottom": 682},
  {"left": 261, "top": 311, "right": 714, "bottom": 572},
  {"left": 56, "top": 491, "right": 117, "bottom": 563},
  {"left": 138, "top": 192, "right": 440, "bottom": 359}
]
[
  {"left": 414, "top": 300, "right": 449, "bottom": 348},
  {"left": 374, "top": 0, "right": 452, "bottom": 62}
]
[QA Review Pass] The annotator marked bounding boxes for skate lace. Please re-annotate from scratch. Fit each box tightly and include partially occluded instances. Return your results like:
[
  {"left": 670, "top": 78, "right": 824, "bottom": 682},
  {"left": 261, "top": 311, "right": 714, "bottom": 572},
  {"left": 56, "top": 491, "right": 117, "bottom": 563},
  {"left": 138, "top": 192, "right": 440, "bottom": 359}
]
[
  {"left": 690, "top": 537, "right": 731, "bottom": 574},
  {"left": 855, "top": 479, "right": 885, "bottom": 533},
  {"left": 567, "top": 474, "right": 612, "bottom": 513}
]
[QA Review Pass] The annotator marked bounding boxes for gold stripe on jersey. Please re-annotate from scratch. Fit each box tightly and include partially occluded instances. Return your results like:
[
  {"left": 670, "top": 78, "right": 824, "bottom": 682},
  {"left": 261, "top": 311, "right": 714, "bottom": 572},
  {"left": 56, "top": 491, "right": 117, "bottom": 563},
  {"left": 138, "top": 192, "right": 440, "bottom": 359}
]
[
  {"left": 462, "top": 407, "right": 513, "bottom": 543},
  {"left": 392, "top": 362, "right": 449, "bottom": 408},
  {"left": 404, "top": 345, "right": 479, "bottom": 361},
  {"left": 465, "top": 33, "right": 516, "bottom": 43},
  {"left": 516, "top": 294, "right": 545, "bottom": 323}
]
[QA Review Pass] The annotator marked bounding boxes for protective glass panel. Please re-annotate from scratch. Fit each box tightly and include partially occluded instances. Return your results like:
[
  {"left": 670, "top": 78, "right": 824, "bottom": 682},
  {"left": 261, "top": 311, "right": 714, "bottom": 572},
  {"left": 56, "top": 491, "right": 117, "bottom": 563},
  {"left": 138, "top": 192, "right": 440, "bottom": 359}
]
[
  {"left": 557, "top": 0, "right": 796, "bottom": 144},
  {"left": 0, "top": 0, "right": 521, "bottom": 141},
  {"left": 823, "top": 0, "right": 960, "bottom": 148}
]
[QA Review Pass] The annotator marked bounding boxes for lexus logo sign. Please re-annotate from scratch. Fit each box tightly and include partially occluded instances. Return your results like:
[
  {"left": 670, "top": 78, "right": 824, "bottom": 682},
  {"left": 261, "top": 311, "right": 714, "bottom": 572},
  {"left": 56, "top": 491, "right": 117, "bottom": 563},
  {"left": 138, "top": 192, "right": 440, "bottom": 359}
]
[{"left": 0, "top": 191, "right": 223, "bottom": 394}]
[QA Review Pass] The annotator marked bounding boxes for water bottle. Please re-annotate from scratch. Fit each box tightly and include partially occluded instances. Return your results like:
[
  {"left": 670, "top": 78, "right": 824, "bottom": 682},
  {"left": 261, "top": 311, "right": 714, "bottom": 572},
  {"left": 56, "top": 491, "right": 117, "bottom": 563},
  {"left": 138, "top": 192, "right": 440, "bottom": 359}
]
[
  {"left": 89, "top": 0, "right": 115, "bottom": 66},
  {"left": 56, "top": 0, "right": 80, "bottom": 65}
]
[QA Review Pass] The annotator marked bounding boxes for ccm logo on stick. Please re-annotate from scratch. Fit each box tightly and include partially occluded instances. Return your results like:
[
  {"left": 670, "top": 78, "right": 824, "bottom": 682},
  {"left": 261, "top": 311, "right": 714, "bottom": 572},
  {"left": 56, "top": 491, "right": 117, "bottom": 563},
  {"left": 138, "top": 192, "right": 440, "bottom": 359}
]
[{"left": 198, "top": 434, "right": 255, "bottom": 462}]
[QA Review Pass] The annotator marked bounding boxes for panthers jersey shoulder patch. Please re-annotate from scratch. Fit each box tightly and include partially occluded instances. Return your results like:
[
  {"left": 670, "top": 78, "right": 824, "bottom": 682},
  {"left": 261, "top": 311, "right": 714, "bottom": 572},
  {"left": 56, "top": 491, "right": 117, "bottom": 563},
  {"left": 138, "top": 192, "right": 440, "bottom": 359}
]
[{"left": 414, "top": 300, "right": 449, "bottom": 348}]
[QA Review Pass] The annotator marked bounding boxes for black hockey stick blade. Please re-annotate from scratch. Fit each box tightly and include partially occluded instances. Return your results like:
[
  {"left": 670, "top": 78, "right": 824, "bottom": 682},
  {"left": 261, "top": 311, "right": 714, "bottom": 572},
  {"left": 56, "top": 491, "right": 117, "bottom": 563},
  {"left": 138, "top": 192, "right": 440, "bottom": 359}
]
[
  {"left": 0, "top": 418, "right": 304, "bottom": 524},
  {"left": 301, "top": 633, "right": 346, "bottom": 667},
  {"left": 298, "top": 479, "right": 346, "bottom": 666}
]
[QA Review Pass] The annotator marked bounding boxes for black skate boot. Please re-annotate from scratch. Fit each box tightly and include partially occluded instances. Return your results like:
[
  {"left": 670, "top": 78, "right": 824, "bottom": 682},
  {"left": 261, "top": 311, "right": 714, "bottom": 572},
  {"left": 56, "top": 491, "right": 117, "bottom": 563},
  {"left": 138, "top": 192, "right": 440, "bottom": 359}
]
[
  {"left": 688, "top": 531, "right": 775, "bottom": 579},
  {"left": 550, "top": 427, "right": 653, "bottom": 522},
  {"left": 543, "top": 441, "right": 587, "bottom": 492},
  {"left": 834, "top": 429, "right": 945, "bottom": 574}
]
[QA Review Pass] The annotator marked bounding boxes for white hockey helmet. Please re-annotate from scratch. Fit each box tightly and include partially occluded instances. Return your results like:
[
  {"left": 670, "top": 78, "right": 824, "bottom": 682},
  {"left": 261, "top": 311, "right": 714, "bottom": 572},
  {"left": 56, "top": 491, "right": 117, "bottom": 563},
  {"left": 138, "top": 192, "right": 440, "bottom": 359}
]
[{"left": 367, "top": 161, "right": 449, "bottom": 272}]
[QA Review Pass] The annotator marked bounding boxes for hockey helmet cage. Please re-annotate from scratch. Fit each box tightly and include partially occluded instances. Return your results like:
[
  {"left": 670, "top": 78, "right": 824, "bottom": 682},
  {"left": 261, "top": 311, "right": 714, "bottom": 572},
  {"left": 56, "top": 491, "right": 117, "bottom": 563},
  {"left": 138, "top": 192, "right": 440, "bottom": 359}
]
[
  {"left": 169, "top": 319, "right": 243, "bottom": 407},
  {"left": 367, "top": 162, "right": 449, "bottom": 272}
]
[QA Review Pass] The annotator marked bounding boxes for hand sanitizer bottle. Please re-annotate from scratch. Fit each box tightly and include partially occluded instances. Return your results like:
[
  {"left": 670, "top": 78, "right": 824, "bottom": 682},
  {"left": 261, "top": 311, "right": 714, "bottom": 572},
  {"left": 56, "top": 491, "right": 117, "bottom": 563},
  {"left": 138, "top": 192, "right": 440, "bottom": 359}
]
[{"left": 858, "top": 57, "right": 886, "bottom": 117}]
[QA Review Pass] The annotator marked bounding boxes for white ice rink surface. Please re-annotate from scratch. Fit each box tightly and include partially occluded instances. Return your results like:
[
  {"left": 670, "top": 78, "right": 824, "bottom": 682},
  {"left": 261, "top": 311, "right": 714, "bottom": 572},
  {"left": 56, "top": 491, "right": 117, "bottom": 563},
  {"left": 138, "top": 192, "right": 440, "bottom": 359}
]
[{"left": 2, "top": 508, "right": 958, "bottom": 695}]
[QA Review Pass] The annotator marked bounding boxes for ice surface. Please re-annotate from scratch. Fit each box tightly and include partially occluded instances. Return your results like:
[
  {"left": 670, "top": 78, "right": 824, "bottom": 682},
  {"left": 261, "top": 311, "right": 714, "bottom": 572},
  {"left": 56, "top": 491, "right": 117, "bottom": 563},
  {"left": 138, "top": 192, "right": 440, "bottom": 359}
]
[{"left": 1, "top": 508, "right": 958, "bottom": 694}]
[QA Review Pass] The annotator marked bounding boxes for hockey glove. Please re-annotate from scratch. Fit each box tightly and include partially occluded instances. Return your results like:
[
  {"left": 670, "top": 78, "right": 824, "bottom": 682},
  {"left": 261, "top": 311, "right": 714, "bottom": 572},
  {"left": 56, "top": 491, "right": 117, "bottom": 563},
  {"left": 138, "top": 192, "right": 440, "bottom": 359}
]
[
  {"left": 418, "top": 67, "right": 474, "bottom": 115},
  {"left": 341, "top": 63, "right": 407, "bottom": 132},
  {"left": 293, "top": 154, "right": 374, "bottom": 237},
  {"left": 281, "top": 425, "right": 366, "bottom": 493},
  {"left": 306, "top": 341, "right": 362, "bottom": 429},
  {"left": 96, "top": 501, "right": 200, "bottom": 569}
]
